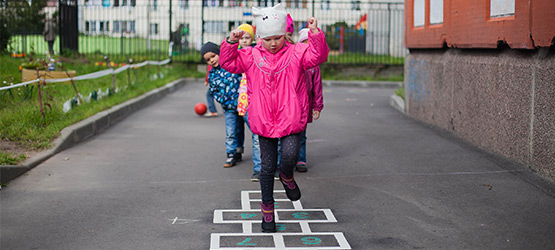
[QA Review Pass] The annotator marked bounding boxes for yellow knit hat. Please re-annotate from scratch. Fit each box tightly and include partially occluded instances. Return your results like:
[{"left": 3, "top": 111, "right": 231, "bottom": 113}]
[{"left": 238, "top": 23, "right": 255, "bottom": 39}]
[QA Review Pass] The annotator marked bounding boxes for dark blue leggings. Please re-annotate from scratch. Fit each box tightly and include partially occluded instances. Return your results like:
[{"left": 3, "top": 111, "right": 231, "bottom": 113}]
[{"left": 259, "top": 133, "right": 300, "bottom": 204}]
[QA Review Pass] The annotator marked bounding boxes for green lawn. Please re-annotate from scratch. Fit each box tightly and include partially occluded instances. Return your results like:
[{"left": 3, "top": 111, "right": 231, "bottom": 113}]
[
  {"left": 327, "top": 52, "right": 404, "bottom": 65},
  {"left": 9, "top": 34, "right": 172, "bottom": 56},
  {"left": 1, "top": 53, "right": 204, "bottom": 165}
]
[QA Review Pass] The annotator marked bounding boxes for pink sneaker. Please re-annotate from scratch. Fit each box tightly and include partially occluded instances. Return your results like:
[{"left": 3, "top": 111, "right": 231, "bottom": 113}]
[{"left": 295, "top": 162, "right": 307, "bottom": 172}]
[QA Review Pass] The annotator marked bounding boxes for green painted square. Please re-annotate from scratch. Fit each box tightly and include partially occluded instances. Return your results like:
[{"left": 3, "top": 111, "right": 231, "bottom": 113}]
[
  {"left": 283, "top": 235, "right": 340, "bottom": 247},
  {"left": 250, "top": 201, "right": 294, "bottom": 209},
  {"left": 223, "top": 211, "right": 261, "bottom": 220},
  {"left": 220, "top": 235, "right": 275, "bottom": 248},
  {"left": 277, "top": 210, "right": 327, "bottom": 220},
  {"left": 252, "top": 222, "right": 303, "bottom": 233},
  {"left": 249, "top": 192, "right": 288, "bottom": 200}
]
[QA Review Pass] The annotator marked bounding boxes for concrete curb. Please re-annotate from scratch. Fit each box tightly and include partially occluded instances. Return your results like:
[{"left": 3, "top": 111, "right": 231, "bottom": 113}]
[
  {"left": 389, "top": 94, "right": 405, "bottom": 114},
  {"left": 0, "top": 78, "right": 190, "bottom": 183},
  {"left": 323, "top": 80, "right": 402, "bottom": 89}
]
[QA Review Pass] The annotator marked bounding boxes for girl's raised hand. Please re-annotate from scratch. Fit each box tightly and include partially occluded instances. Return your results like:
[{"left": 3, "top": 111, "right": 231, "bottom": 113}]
[
  {"left": 307, "top": 17, "right": 319, "bottom": 33},
  {"left": 229, "top": 29, "right": 246, "bottom": 42}
]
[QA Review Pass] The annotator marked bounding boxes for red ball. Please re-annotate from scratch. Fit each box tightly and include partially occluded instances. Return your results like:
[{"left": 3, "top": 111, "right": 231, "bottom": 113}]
[{"left": 194, "top": 102, "right": 207, "bottom": 115}]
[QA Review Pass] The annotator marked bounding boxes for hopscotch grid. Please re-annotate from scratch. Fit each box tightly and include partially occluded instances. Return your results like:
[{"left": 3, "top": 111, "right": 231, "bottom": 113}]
[
  {"left": 241, "top": 191, "right": 251, "bottom": 210},
  {"left": 274, "top": 234, "right": 286, "bottom": 249},
  {"left": 292, "top": 200, "right": 303, "bottom": 210},
  {"left": 299, "top": 222, "right": 312, "bottom": 233},
  {"left": 250, "top": 199, "right": 292, "bottom": 202},
  {"left": 243, "top": 222, "right": 252, "bottom": 234},
  {"left": 214, "top": 210, "right": 224, "bottom": 224},
  {"left": 211, "top": 190, "right": 351, "bottom": 249},
  {"left": 214, "top": 209, "right": 337, "bottom": 224},
  {"left": 211, "top": 233, "right": 351, "bottom": 249}
]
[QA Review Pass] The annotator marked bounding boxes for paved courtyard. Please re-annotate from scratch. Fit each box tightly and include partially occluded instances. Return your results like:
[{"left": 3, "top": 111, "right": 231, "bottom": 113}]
[{"left": 1, "top": 81, "right": 554, "bottom": 249}]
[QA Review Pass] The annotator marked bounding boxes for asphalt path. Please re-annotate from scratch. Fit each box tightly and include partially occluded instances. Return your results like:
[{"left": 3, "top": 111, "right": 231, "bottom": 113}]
[{"left": 1, "top": 80, "right": 554, "bottom": 250}]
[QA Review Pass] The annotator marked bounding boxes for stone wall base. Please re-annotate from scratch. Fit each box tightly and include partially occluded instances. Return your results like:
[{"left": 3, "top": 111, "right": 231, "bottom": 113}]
[{"left": 405, "top": 48, "right": 555, "bottom": 180}]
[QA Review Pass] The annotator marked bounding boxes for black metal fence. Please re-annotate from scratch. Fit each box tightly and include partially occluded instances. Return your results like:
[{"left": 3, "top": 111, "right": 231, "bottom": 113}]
[{"left": 5, "top": 0, "right": 406, "bottom": 65}]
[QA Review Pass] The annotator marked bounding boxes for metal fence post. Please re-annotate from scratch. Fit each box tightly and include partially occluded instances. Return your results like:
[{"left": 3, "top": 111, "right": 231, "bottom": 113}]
[
  {"left": 169, "top": 0, "right": 172, "bottom": 56},
  {"left": 21, "top": 34, "right": 26, "bottom": 54},
  {"left": 201, "top": 2, "right": 205, "bottom": 46},
  {"left": 387, "top": 3, "right": 391, "bottom": 63},
  {"left": 120, "top": 29, "right": 124, "bottom": 56}
]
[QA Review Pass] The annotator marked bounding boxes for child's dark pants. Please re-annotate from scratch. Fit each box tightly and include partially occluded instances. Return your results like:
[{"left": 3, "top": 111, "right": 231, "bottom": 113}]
[{"left": 258, "top": 133, "right": 300, "bottom": 204}]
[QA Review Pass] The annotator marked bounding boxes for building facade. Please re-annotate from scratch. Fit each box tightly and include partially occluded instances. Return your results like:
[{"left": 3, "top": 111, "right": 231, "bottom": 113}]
[{"left": 69, "top": 0, "right": 404, "bottom": 55}]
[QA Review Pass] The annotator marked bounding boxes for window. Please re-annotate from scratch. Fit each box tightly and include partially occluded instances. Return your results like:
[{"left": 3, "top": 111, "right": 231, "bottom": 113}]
[
  {"left": 180, "top": 0, "right": 189, "bottom": 9},
  {"left": 85, "top": 0, "right": 102, "bottom": 6},
  {"left": 203, "top": 0, "right": 217, "bottom": 7},
  {"left": 91, "top": 21, "right": 97, "bottom": 32},
  {"left": 114, "top": 0, "right": 119, "bottom": 6},
  {"left": 351, "top": 0, "right": 360, "bottom": 10},
  {"left": 204, "top": 0, "right": 224, "bottom": 7},
  {"left": 102, "top": 0, "right": 109, "bottom": 7},
  {"left": 85, "top": 21, "right": 90, "bottom": 32},
  {"left": 130, "top": 21, "right": 135, "bottom": 33},
  {"left": 88, "top": 0, "right": 102, "bottom": 6},
  {"left": 121, "top": 21, "right": 128, "bottom": 32},
  {"left": 430, "top": 0, "right": 443, "bottom": 24},
  {"left": 413, "top": 0, "right": 425, "bottom": 27},
  {"left": 113, "top": 21, "right": 120, "bottom": 33},
  {"left": 321, "top": 0, "right": 330, "bottom": 10},
  {"left": 204, "top": 21, "right": 225, "bottom": 33},
  {"left": 229, "top": 21, "right": 240, "bottom": 31},
  {"left": 490, "top": 0, "right": 515, "bottom": 17},
  {"left": 153, "top": 0, "right": 157, "bottom": 10},
  {"left": 150, "top": 23, "right": 159, "bottom": 35},
  {"left": 99, "top": 21, "right": 109, "bottom": 32},
  {"left": 122, "top": 0, "right": 135, "bottom": 6},
  {"left": 229, "top": 0, "right": 240, "bottom": 7},
  {"left": 259, "top": 0, "right": 281, "bottom": 7},
  {"left": 287, "top": 0, "right": 306, "bottom": 9}
]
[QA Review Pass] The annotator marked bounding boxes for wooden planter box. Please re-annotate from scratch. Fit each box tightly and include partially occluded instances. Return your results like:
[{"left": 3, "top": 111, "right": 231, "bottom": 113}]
[{"left": 22, "top": 68, "right": 77, "bottom": 83}]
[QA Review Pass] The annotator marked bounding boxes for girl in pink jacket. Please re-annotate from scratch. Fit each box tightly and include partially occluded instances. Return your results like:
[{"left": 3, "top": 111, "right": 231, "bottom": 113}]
[
  {"left": 219, "top": 3, "right": 329, "bottom": 233},
  {"left": 295, "top": 28, "right": 324, "bottom": 173}
]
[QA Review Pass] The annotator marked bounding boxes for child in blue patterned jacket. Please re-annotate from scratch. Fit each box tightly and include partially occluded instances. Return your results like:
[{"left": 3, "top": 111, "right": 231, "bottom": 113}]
[{"left": 201, "top": 42, "right": 244, "bottom": 168}]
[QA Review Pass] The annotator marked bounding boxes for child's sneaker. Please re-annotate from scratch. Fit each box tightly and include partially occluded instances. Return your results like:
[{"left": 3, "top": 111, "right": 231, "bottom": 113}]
[
  {"left": 223, "top": 153, "right": 237, "bottom": 168},
  {"left": 260, "top": 202, "right": 276, "bottom": 233},
  {"left": 250, "top": 172, "right": 260, "bottom": 182},
  {"left": 204, "top": 112, "right": 218, "bottom": 117},
  {"left": 279, "top": 172, "right": 301, "bottom": 201},
  {"left": 295, "top": 162, "right": 307, "bottom": 172},
  {"left": 273, "top": 171, "right": 280, "bottom": 180},
  {"left": 235, "top": 153, "right": 242, "bottom": 162}
]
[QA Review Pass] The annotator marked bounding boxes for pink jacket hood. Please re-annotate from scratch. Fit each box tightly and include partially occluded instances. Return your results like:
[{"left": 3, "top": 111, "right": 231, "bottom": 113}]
[{"left": 220, "top": 30, "right": 329, "bottom": 138}]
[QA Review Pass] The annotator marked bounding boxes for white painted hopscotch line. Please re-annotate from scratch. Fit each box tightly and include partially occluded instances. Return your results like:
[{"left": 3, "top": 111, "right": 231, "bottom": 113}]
[
  {"left": 210, "top": 232, "right": 351, "bottom": 249},
  {"left": 210, "top": 190, "right": 351, "bottom": 250}
]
